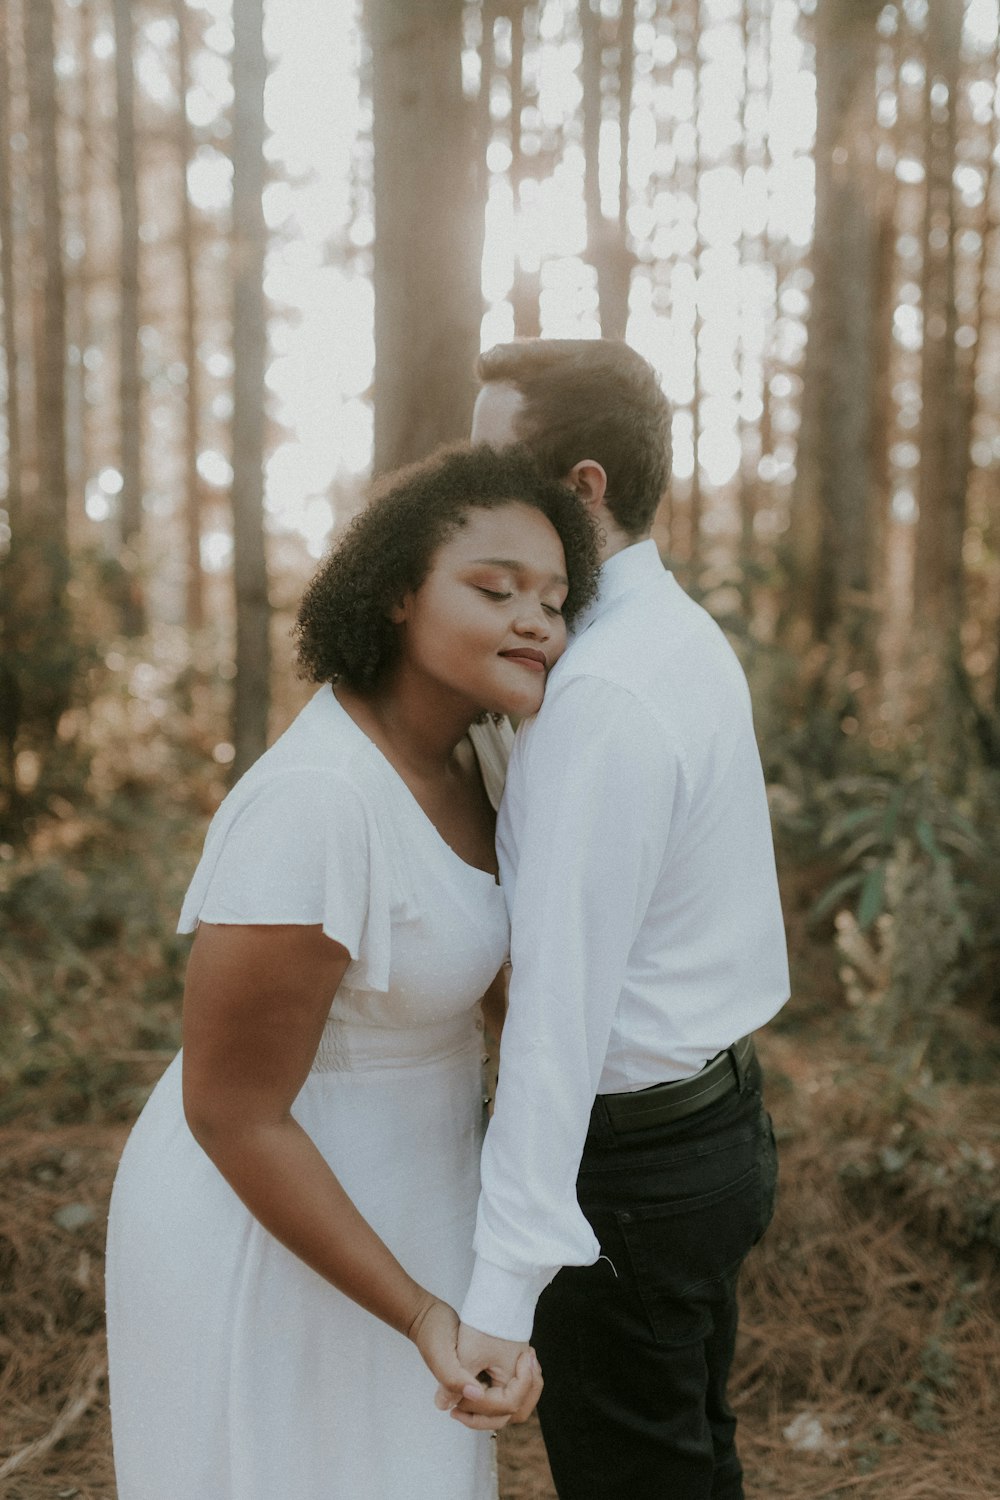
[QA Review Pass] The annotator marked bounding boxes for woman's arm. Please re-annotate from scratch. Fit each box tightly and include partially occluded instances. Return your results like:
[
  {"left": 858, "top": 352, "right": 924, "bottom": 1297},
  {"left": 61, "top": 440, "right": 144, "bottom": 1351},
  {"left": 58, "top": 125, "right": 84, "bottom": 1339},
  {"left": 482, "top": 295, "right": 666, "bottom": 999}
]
[{"left": 181, "top": 923, "right": 476, "bottom": 1391}]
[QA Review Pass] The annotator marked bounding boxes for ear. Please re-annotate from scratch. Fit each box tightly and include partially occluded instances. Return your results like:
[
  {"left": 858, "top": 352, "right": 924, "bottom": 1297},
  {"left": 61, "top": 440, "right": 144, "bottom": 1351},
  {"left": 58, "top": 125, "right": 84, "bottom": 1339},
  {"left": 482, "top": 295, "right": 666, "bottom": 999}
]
[
  {"left": 388, "top": 595, "right": 410, "bottom": 625},
  {"left": 564, "top": 459, "right": 608, "bottom": 512}
]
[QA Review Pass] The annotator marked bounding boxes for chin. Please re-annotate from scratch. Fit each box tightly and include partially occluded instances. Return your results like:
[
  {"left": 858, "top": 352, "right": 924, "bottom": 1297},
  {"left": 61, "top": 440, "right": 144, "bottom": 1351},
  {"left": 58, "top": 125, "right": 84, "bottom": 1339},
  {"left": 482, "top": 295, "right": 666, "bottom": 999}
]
[{"left": 491, "top": 685, "right": 545, "bottom": 719}]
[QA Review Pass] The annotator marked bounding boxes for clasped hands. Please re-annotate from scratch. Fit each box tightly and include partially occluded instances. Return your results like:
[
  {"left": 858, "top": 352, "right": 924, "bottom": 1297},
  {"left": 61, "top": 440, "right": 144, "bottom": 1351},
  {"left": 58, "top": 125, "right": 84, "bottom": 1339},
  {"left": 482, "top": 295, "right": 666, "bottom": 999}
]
[{"left": 410, "top": 1299, "right": 542, "bottom": 1431}]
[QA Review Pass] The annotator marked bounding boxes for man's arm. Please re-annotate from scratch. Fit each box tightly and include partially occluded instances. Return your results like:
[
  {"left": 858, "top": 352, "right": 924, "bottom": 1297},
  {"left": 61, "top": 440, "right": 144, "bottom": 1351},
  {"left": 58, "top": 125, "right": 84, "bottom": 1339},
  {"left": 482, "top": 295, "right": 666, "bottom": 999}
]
[{"left": 460, "top": 677, "right": 679, "bottom": 1351}]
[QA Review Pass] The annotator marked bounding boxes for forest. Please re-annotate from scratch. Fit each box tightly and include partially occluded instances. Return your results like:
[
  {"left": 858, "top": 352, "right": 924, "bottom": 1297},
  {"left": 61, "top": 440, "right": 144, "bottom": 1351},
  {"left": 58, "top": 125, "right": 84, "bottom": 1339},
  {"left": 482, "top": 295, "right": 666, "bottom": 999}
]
[{"left": 1, "top": 0, "right": 998, "bottom": 1495}]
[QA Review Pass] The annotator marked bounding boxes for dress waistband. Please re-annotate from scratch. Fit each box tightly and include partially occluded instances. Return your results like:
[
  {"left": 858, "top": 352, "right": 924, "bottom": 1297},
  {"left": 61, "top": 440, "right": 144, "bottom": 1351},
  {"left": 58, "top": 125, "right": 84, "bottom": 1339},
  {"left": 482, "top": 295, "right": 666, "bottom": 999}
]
[{"left": 309, "top": 1012, "right": 482, "bottom": 1074}]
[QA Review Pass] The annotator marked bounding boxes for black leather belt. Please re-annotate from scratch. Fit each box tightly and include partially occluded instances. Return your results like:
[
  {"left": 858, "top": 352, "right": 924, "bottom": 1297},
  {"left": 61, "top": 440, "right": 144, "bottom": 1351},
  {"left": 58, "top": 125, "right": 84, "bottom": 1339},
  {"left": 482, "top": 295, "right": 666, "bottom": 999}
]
[{"left": 598, "top": 1035, "right": 756, "bottom": 1131}]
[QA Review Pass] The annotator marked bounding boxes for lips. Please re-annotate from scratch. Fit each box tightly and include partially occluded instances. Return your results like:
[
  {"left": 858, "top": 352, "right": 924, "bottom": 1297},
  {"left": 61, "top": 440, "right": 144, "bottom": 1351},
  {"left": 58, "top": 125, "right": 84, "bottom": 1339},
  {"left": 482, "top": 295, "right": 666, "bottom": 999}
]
[{"left": 499, "top": 648, "right": 547, "bottom": 672}]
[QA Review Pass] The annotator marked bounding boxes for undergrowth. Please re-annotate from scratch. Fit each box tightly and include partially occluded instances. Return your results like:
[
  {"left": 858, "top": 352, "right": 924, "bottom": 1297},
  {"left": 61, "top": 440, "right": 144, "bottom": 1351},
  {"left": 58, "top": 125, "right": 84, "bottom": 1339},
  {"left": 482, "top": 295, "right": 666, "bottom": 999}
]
[{"left": 1, "top": 638, "right": 998, "bottom": 1497}]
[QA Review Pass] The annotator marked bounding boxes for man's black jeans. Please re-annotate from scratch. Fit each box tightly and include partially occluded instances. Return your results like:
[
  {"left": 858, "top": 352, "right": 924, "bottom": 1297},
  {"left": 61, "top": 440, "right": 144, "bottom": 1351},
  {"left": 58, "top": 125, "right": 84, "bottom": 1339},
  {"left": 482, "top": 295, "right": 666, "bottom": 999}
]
[{"left": 532, "top": 1055, "right": 777, "bottom": 1500}]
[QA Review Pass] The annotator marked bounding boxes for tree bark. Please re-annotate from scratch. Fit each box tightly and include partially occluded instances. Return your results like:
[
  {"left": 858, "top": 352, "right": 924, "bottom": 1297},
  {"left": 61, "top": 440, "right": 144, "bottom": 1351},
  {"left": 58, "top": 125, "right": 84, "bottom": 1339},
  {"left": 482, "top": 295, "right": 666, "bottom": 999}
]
[
  {"left": 581, "top": 0, "right": 633, "bottom": 342},
  {"left": 0, "top": 0, "right": 24, "bottom": 785},
  {"left": 24, "top": 0, "right": 68, "bottom": 578},
  {"left": 368, "top": 0, "right": 483, "bottom": 473},
  {"left": 21, "top": 0, "right": 71, "bottom": 733},
  {"left": 509, "top": 3, "right": 540, "bottom": 338},
  {"left": 65, "top": 0, "right": 93, "bottom": 525},
  {"left": 112, "top": 0, "right": 145, "bottom": 634},
  {"left": 914, "top": 0, "right": 964, "bottom": 642},
  {"left": 798, "top": 0, "right": 882, "bottom": 673},
  {"left": 736, "top": 0, "right": 755, "bottom": 606},
  {"left": 173, "top": 0, "right": 204, "bottom": 633},
  {"left": 230, "top": 0, "right": 271, "bottom": 778},
  {"left": 688, "top": 0, "right": 704, "bottom": 569},
  {"left": 0, "top": 0, "right": 22, "bottom": 551}
]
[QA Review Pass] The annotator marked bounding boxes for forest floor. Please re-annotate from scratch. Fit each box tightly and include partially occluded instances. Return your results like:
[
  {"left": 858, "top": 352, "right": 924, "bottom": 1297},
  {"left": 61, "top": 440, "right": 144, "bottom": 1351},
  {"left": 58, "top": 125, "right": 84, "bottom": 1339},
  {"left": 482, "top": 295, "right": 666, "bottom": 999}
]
[{"left": 2, "top": 669, "right": 999, "bottom": 1498}]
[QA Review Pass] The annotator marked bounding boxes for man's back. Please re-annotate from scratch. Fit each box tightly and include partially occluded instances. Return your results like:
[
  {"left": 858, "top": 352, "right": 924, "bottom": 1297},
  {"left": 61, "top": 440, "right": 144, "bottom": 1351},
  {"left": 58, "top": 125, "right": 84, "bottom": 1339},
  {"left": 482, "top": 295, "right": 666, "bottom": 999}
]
[
  {"left": 462, "top": 538, "right": 789, "bottom": 1342},
  {"left": 499, "top": 540, "right": 789, "bottom": 1087}
]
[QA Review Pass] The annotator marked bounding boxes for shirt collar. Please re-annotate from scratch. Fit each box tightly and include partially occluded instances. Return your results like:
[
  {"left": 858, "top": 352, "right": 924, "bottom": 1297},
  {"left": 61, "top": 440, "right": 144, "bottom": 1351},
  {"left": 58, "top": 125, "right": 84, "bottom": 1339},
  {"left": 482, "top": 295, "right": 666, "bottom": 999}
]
[{"left": 571, "top": 538, "right": 666, "bottom": 637}]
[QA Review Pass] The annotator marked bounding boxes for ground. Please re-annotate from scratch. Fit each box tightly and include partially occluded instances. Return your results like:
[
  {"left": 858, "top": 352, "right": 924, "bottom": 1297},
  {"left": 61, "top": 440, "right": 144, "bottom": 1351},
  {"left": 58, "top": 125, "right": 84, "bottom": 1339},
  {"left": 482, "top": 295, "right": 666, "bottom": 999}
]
[{"left": 2, "top": 1014, "right": 998, "bottom": 1497}]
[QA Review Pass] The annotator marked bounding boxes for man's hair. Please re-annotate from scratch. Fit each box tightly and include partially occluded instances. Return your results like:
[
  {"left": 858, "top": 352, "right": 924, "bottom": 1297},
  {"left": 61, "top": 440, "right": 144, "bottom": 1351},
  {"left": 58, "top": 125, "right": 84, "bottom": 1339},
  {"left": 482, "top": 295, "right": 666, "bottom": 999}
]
[
  {"left": 476, "top": 339, "right": 672, "bottom": 538},
  {"left": 294, "top": 442, "right": 601, "bottom": 692}
]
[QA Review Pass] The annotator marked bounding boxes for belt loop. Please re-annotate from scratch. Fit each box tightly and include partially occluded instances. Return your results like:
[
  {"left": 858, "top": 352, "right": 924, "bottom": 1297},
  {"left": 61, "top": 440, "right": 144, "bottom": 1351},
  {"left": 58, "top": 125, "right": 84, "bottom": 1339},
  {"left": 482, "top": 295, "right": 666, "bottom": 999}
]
[{"left": 728, "top": 1038, "right": 749, "bottom": 1094}]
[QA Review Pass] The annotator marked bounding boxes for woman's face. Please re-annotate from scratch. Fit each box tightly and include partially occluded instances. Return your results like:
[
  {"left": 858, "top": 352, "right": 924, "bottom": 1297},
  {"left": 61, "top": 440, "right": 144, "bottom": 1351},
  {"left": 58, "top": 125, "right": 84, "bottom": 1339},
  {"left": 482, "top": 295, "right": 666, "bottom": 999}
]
[{"left": 395, "top": 501, "right": 570, "bottom": 718}]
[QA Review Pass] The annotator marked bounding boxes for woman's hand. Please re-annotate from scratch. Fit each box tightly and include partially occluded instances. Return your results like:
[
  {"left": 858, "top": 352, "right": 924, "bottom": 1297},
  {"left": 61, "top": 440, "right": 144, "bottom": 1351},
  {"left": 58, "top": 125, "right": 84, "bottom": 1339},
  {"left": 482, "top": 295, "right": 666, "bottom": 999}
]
[
  {"left": 407, "top": 1295, "right": 480, "bottom": 1400},
  {"left": 425, "top": 1309, "right": 544, "bottom": 1430}
]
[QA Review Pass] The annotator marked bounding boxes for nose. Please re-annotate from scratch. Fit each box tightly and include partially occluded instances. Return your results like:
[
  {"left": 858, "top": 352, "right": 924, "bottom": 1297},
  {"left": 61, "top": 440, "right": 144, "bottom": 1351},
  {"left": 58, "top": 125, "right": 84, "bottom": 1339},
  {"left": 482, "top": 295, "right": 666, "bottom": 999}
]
[{"left": 512, "top": 597, "right": 552, "bottom": 639}]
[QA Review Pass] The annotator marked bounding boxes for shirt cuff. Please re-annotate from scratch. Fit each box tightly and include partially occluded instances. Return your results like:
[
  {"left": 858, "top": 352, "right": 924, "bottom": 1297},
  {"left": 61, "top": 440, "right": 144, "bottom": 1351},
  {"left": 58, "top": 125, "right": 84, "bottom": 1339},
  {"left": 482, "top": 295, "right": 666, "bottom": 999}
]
[{"left": 460, "top": 1256, "right": 557, "bottom": 1342}]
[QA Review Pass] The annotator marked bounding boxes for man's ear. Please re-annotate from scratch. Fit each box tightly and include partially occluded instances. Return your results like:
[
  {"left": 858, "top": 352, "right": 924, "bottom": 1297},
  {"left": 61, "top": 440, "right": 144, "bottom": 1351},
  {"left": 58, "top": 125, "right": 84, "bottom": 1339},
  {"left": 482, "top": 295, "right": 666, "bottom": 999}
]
[{"left": 564, "top": 459, "right": 608, "bottom": 511}]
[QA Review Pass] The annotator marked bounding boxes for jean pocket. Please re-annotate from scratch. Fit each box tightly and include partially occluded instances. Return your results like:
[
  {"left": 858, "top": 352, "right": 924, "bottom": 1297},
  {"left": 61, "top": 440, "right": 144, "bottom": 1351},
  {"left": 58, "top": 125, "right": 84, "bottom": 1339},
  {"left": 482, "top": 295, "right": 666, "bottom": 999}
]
[{"left": 615, "top": 1163, "right": 764, "bottom": 1346}]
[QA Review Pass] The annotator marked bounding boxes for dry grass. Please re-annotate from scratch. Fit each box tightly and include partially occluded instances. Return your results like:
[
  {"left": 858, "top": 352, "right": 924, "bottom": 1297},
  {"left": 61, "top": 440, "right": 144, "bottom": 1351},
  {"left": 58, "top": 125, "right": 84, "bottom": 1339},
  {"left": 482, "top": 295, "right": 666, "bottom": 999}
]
[
  {"left": 2, "top": 666, "right": 998, "bottom": 1496},
  {"left": 0, "top": 1126, "right": 121, "bottom": 1500},
  {"left": 2, "top": 1029, "right": 998, "bottom": 1499}
]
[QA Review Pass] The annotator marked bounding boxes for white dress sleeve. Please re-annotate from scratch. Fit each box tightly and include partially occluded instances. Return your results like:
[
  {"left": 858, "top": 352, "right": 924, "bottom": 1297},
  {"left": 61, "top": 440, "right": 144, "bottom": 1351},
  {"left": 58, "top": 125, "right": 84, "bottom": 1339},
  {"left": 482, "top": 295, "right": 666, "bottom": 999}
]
[{"left": 176, "top": 768, "right": 393, "bottom": 992}]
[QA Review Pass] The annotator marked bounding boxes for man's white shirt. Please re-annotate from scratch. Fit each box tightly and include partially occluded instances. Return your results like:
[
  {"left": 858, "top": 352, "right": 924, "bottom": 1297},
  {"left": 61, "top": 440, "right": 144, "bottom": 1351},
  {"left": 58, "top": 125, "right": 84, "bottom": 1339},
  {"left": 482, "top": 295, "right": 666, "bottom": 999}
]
[{"left": 460, "top": 539, "right": 790, "bottom": 1342}]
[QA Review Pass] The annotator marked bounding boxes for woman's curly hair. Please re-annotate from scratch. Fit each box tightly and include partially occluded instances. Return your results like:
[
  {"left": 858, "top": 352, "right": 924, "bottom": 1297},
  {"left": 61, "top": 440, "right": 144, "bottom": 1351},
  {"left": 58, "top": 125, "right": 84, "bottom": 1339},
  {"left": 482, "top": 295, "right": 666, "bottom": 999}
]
[{"left": 294, "top": 442, "right": 601, "bottom": 691}]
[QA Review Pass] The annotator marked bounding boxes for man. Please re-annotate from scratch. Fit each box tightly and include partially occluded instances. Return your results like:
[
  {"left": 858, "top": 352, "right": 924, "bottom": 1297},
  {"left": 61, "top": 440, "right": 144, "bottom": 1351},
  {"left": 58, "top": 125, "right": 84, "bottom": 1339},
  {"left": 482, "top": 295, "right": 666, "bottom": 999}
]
[{"left": 449, "top": 339, "right": 790, "bottom": 1497}]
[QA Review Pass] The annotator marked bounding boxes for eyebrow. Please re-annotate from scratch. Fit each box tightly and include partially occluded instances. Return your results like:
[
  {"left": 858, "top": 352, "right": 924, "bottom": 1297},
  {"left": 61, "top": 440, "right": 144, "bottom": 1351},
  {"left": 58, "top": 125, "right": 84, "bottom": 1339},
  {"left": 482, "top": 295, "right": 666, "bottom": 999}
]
[{"left": 470, "top": 557, "right": 569, "bottom": 586}]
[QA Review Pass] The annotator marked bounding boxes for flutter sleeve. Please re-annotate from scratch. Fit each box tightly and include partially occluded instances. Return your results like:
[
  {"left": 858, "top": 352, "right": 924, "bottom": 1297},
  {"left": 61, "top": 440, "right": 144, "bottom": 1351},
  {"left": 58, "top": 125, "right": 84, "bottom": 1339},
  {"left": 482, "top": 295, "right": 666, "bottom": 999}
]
[{"left": 176, "top": 768, "right": 393, "bottom": 992}]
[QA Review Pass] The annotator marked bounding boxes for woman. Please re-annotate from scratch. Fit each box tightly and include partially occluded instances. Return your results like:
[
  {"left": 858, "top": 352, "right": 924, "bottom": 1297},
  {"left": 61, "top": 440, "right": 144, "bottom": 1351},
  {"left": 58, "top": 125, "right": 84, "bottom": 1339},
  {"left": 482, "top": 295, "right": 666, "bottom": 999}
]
[{"left": 105, "top": 443, "right": 600, "bottom": 1500}]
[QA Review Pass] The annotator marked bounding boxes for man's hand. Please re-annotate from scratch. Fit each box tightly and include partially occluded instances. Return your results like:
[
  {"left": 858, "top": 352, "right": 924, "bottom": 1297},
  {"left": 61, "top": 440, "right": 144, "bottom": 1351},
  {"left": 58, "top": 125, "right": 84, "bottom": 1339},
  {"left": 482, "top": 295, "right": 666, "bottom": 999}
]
[{"left": 434, "top": 1323, "right": 543, "bottom": 1429}]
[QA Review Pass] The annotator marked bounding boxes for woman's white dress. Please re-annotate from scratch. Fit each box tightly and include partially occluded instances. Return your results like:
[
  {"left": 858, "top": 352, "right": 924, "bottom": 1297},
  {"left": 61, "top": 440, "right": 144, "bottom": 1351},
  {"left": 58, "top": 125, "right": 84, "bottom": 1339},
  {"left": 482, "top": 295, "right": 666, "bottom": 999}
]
[{"left": 106, "top": 685, "right": 511, "bottom": 1500}]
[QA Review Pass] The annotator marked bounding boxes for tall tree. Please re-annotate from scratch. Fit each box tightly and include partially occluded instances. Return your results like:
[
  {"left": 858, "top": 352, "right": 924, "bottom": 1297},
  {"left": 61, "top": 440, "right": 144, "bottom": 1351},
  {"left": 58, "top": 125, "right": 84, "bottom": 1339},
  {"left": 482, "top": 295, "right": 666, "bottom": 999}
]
[
  {"left": 509, "top": 3, "right": 541, "bottom": 338},
  {"left": 65, "top": 0, "right": 94, "bottom": 518},
  {"left": 687, "top": 0, "right": 704, "bottom": 569},
  {"left": 173, "top": 0, "right": 204, "bottom": 632},
  {"left": 22, "top": 0, "right": 71, "bottom": 726},
  {"left": 230, "top": 0, "right": 271, "bottom": 777},
  {"left": 0, "top": 0, "right": 24, "bottom": 791},
  {"left": 580, "top": 0, "right": 634, "bottom": 342},
  {"left": 794, "top": 0, "right": 882, "bottom": 678},
  {"left": 0, "top": 0, "right": 22, "bottom": 554},
  {"left": 368, "top": 0, "right": 483, "bottom": 473},
  {"left": 112, "top": 0, "right": 145, "bottom": 634},
  {"left": 914, "top": 1, "right": 964, "bottom": 648}
]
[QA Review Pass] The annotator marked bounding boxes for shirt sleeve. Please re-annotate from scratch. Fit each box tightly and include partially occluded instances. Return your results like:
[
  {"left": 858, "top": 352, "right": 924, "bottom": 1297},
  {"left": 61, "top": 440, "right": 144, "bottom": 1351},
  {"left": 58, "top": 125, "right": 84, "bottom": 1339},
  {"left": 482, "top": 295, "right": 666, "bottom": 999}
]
[
  {"left": 460, "top": 675, "right": 682, "bottom": 1340},
  {"left": 177, "top": 768, "right": 393, "bottom": 992}
]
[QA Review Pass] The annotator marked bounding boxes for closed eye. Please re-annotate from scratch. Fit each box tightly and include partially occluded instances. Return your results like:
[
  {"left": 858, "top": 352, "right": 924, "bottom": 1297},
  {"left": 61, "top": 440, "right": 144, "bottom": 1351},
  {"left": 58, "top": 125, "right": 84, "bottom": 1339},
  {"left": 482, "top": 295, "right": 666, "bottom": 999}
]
[
  {"left": 476, "top": 587, "right": 512, "bottom": 601},
  {"left": 543, "top": 603, "right": 564, "bottom": 617}
]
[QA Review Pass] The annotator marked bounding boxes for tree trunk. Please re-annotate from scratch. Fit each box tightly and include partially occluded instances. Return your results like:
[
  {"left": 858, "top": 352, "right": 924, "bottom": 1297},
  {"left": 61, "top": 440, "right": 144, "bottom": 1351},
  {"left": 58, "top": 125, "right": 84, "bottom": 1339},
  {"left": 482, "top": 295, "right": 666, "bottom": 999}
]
[
  {"left": 0, "top": 0, "right": 24, "bottom": 785},
  {"left": 914, "top": 1, "right": 964, "bottom": 631},
  {"left": 368, "top": 0, "right": 483, "bottom": 473},
  {"left": 0, "top": 0, "right": 22, "bottom": 551},
  {"left": 24, "top": 0, "right": 68, "bottom": 573},
  {"left": 230, "top": 0, "right": 271, "bottom": 778},
  {"left": 736, "top": 0, "right": 756, "bottom": 607},
  {"left": 799, "top": 0, "right": 882, "bottom": 676},
  {"left": 112, "top": 0, "right": 145, "bottom": 635},
  {"left": 688, "top": 0, "right": 704, "bottom": 570},
  {"left": 581, "top": 0, "right": 633, "bottom": 342},
  {"left": 65, "top": 0, "right": 93, "bottom": 528},
  {"left": 977, "top": 48, "right": 1000, "bottom": 720},
  {"left": 22, "top": 0, "right": 71, "bottom": 730},
  {"left": 509, "top": 3, "right": 540, "bottom": 339},
  {"left": 173, "top": 0, "right": 204, "bottom": 633},
  {"left": 908, "top": 1, "right": 973, "bottom": 764}
]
